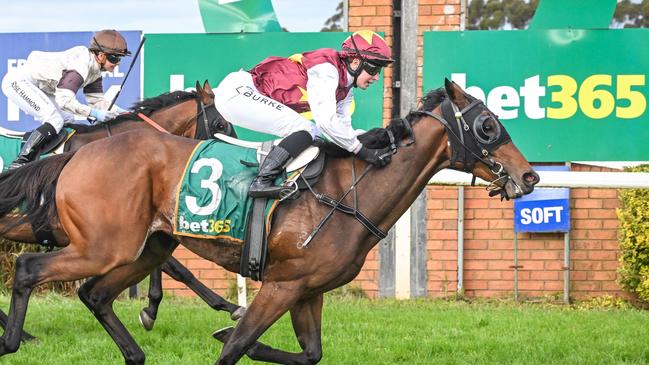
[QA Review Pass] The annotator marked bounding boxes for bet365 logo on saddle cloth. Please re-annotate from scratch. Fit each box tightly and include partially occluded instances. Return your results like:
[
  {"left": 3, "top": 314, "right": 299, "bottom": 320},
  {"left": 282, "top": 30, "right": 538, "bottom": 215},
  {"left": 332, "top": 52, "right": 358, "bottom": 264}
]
[{"left": 173, "top": 140, "right": 274, "bottom": 241}]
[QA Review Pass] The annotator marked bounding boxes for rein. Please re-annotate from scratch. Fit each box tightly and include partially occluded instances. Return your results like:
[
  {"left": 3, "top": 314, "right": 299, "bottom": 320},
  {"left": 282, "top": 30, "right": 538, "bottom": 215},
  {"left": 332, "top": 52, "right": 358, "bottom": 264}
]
[
  {"left": 119, "top": 98, "right": 213, "bottom": 138},
  {"left": 298, "top": 124, "right": 402, "bottom": 248}
]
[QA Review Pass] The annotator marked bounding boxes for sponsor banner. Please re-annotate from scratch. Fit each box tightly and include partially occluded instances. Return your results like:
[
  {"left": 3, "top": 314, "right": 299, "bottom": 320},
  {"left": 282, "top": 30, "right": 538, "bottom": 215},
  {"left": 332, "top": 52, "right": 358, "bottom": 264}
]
[
  {"left": 0, "top": 31, "right": 142, "bottom": 134},
  {"left": 144, "top": 32, "right": 384, "bottom": 141},
  {"left": 424, "top": 29, "right": 649, "bottom": 161}
]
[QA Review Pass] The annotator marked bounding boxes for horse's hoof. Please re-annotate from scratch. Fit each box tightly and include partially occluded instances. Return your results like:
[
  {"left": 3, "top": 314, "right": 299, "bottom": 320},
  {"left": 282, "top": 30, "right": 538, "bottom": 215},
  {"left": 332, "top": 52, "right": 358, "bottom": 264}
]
[
  {"left": 230, "top": 307, "right": 246, "bottom": 321},
  {"left": 139, "top": 310, "right": 155, "bottom": 331},
  {"left": 212, "top": 326, "right": 234, "bottom": 343},
  {"left": 20, "top": 331, "right": 36, "bottom": 342}
]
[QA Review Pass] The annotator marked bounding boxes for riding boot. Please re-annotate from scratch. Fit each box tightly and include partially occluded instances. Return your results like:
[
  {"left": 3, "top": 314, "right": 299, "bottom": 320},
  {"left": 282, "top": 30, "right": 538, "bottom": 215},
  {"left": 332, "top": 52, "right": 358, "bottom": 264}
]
[
  {"left": 8, "top": 123, "right": 56, "bottom": 170},
  {"left": 248, "top": 145, "right": 292, "bottom": 199}
]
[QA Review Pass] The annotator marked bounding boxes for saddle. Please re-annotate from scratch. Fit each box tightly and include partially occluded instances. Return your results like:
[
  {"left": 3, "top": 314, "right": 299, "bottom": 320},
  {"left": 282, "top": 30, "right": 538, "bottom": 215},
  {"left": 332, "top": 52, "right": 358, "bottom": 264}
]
[{"left": 213, "top": 133, "right": 326, "bottom": 281}]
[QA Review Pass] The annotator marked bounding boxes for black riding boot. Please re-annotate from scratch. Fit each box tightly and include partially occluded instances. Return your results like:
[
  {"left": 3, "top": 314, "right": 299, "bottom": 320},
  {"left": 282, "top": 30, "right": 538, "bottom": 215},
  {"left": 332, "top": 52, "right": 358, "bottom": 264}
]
[
  {"left": 8, "top": 123, "right": 56, "bottom": 170},
  {"left": 248, "top": 145, "right": 292, "bottom": 199}
]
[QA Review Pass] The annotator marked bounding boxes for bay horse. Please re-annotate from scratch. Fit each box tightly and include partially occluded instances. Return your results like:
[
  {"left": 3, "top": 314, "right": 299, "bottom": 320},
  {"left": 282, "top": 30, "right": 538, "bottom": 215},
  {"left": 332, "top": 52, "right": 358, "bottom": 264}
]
[
  {"left": 0, "top": 80, "right": 538, "bottom": 364},
  {"left": 0, "top": 80, "right": 242, "bottom": 341}
]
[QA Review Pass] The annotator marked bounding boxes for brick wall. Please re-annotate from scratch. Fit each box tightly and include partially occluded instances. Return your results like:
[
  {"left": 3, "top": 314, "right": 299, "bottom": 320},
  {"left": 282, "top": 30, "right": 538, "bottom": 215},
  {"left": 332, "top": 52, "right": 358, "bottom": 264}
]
[
  {"left": 162, "top": 2, "right": 626, "bottom": 302},
  {"left": 426, "top": 164, "right": 624, "bottom": 300}
]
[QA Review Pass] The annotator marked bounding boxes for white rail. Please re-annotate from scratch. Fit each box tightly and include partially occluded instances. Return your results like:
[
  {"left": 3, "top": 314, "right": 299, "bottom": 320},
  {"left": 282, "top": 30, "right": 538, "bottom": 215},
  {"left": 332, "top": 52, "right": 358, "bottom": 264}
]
[{"left": 429, "top": 170, "right": 649, "bottom": 189}]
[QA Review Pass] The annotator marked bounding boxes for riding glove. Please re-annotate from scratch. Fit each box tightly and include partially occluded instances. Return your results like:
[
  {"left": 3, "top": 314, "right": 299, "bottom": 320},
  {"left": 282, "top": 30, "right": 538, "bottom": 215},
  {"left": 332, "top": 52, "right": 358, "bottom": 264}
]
[
  {"left": 89, "top": 108, "right": 119, "bottom": 123},
  {"left": 356, "top": 146, "right": 392, "bottom": 168}
]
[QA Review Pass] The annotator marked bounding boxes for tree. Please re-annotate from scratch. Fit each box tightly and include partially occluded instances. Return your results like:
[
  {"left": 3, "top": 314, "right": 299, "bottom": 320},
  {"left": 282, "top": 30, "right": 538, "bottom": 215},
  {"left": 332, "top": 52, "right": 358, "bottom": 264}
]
[
  {"left": 613, "top": 0, "right": 649, "bottom": 28},
  {"left": 468, "top": 0, "right": 538, "bottom": 30},
  {"left": 321, "top": 1, "right": 344, "bottom": 32},
  {"left": 468, "top": 0, "right": 648, "bottom": 30}
]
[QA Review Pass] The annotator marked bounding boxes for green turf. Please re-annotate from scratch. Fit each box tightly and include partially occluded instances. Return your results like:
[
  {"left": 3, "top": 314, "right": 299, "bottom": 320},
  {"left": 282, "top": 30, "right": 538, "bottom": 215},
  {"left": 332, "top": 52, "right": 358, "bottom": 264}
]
[{"left": 0, "top": 294, "right": 648, "bottom": 364}]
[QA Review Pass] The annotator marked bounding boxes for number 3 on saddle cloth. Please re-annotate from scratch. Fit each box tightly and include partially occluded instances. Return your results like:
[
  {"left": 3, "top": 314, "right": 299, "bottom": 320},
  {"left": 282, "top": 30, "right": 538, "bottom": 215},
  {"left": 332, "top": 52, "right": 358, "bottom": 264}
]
[{"left": 173, "top": 138, "right": 324, "bottom": 280}]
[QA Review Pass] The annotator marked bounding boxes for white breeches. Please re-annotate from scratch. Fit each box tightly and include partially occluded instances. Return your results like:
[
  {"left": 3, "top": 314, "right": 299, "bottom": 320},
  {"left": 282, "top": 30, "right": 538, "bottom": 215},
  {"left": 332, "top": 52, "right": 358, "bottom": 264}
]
[
  {"left": 1, "top": 68, "right": 73, "bottom": 132},
  {"left": 213, "top": 70, "right": 318, "bottom": 138}
]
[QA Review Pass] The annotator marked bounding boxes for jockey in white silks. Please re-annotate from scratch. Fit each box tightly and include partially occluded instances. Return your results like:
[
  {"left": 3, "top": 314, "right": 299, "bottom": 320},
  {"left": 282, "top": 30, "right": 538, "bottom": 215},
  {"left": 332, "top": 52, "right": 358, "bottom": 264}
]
[{"left": 0, "top": 29, "right": 130, "bottom": 169}]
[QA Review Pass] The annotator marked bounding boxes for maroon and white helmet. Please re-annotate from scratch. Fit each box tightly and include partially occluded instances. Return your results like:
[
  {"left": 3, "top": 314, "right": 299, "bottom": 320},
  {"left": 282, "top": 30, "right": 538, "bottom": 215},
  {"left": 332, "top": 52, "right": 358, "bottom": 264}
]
[{"left": 340, "top": 30, "right": 394, "bottom": 66}]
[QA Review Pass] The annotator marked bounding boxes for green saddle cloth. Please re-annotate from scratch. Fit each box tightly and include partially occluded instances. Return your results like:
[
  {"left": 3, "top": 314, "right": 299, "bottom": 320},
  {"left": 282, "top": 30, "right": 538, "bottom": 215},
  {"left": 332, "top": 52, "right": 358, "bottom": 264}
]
[{"left": 173, "top": 140, "right": 276, "bottom": 242}]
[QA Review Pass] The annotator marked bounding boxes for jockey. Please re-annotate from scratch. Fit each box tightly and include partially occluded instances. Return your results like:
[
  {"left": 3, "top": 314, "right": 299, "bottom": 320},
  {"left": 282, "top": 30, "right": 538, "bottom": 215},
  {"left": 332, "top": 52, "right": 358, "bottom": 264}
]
[
  {"left": 213, "top": 30, "right": 395, "bottom": 199},
  {"left": 0, "top": 29, "right": 131, "bottom": 170}
]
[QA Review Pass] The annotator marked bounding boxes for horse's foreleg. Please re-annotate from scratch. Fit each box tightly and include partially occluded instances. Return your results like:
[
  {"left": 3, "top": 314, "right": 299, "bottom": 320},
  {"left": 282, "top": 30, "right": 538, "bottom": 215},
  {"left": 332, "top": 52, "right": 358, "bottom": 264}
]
[
  {"left": 78, "top": 232, "right": 178, "bottom": 365},
  {"left": 139, "top": 267, "right": 163, "bottom": 331},
  {"left": 161, "top": 256, "right": 244, "bottom": 320},
  {"left": 213, "top": 294, "right": 324, "bottom": 365},
  {"left": 215, "top": 281, "right": 304, "bottom": 365}
]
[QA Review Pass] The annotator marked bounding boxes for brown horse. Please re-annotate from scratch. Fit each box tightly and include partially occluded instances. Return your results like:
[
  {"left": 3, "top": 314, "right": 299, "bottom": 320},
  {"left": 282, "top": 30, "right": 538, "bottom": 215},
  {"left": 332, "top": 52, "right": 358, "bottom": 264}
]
[
  {"left": 0, "top": 80, "right": 538, "bottom": 364},
  {"left": 0, "top": 80, "right": 242, "bottom": 341}
]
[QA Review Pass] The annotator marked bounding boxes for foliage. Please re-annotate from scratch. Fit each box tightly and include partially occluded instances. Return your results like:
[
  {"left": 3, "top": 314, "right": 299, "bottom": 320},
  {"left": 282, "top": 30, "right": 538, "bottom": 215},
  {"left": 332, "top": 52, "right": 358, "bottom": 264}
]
[
  {"left": 617, "top": 165, "right": 649, "bottom": 301},
  {"left": 575, "top": 294, "right": 633, "bottom": 310},
  {"left": 321, "top": 1, "right": 344, "bottom": 32}
]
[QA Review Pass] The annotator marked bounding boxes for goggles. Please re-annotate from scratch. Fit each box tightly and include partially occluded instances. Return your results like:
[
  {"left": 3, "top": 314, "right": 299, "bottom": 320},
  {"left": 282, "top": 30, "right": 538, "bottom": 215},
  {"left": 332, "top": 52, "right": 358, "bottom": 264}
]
[
  {"left": 363, "top": 62, "right": 383, "bottom": 76},
  {"left": 106, "top": 53, "right": 123, "bottom": 64}
]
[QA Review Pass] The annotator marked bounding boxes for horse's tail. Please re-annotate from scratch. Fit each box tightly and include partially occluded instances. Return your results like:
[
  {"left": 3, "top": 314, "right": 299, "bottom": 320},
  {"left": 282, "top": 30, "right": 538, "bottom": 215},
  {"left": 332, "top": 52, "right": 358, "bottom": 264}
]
[{"left": 0, "top": 152, "right": 77, "bottom": 234}]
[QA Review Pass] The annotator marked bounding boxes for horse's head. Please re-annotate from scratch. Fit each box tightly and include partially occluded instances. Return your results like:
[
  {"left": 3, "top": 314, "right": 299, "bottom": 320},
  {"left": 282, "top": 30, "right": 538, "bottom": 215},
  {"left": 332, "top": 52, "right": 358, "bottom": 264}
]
[
  {"left": 435, "top": 79, "right": 539, "bottom": 199},
  {"left": 195, "top": 80, "right": 236, "bottom": 138}
]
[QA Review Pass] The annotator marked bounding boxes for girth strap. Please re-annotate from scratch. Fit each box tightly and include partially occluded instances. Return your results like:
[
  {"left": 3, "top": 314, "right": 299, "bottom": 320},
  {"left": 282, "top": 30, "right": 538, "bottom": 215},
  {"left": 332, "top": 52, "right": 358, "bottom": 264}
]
[{"left": 317, "top": 194, "right": 387, "bottom": 239}]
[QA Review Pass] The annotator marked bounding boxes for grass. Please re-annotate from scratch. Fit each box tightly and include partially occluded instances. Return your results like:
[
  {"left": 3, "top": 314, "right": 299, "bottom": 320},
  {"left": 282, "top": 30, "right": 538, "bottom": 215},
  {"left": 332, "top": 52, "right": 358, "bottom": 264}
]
[{"left": 0, "top": 293, "right": 648, "bottom": 364}]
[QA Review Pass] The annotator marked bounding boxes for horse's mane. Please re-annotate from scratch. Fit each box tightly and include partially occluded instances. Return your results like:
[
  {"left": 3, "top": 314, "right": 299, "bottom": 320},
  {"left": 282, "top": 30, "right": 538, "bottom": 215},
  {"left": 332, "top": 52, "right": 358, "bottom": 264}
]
[
  {"left": 67, "top": 90, "right": 198, "bottom": 133},
  {"left": 359, "top": 87, "right": 448, "bottom": 147}
]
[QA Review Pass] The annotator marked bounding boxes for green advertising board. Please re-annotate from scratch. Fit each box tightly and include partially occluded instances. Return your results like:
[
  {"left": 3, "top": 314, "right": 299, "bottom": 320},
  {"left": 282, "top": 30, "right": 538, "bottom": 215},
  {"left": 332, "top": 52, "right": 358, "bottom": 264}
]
[
  {"left": 144, "top": 33, "right": 384, "bottom": 141},
  {"left": 424, "top": 29, "right": 649, "bottom": 162}
]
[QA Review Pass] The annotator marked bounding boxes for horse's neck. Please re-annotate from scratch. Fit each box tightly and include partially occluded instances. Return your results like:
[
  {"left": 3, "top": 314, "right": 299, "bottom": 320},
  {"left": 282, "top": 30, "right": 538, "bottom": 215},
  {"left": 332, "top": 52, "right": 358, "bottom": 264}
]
[
  {"left": 151, "top": 102, "right": 196, "bottom": 137},
  {"left": 352, "top": 118, "right": 448, "bottom": 240}
]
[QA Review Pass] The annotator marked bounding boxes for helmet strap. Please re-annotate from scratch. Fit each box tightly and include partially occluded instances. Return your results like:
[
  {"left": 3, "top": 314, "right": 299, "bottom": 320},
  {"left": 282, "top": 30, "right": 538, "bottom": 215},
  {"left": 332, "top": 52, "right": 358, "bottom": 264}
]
[
  {"left": 344, "top": 35, "right": 369, "bottom": 88},
  {"left": 344, "top": 58, "right": 364, "bottom": 88}
]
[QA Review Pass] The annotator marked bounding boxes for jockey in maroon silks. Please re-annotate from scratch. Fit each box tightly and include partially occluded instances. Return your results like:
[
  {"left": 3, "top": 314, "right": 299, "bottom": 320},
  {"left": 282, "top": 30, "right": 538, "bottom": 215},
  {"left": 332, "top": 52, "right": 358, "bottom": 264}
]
[{"left": 214, "top": 30, "right": 395, "bottom": 198}]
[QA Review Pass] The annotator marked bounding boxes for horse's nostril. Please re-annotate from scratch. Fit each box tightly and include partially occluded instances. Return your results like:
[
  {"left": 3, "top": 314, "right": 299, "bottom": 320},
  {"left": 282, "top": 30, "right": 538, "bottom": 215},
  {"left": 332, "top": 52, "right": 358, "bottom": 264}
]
[{"left": 523, "top": 171, "right": 540, "bottom": 186}]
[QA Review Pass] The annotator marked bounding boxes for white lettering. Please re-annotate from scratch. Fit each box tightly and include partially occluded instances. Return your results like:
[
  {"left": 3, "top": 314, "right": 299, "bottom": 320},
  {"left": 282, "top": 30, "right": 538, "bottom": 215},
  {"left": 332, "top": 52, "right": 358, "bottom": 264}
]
[
  {"left": 519, "top": 75, "right": 545, "bottom": 119},
  {"left": 487, "top": 86, "right": 519, "bottom": 119},
  {"left": 520, "top": 206, "right": 564, "bottom": 224}
]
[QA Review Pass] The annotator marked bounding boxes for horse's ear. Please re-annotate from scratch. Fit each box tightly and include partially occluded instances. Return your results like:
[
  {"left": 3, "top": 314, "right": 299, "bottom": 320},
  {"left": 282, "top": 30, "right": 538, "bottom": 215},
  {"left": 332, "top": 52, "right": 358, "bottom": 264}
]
[
  {"left": 203, "top": 79, "right": 213, "bottom": 94},
  {"left": 195, "top": 80, "right": 202, "bottom": 94},
  {"left": 444, "top": 78, "right": 470, "bottom": 108}
]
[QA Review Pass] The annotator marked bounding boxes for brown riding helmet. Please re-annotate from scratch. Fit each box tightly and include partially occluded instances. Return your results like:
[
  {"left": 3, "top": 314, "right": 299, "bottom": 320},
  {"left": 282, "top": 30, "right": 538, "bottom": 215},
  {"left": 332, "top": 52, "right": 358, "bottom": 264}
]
[{"left": 89, "top": 29, "right": 131, "bottom": 56}]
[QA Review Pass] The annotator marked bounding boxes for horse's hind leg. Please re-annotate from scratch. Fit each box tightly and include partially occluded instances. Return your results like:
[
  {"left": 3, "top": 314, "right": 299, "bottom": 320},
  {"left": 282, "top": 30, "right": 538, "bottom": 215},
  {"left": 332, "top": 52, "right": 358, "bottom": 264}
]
[
  {"left": 161, "top": 256, "right": 245, "bottom": 319},
  {"left": 213, "top": 294, "right": 324, "bottom": 364},
  {"left": 0, "top": 309, "right": 35, "bottom": 342},
  {"left": 139, "top": 266, "right": 163, "bottom": 331},
  {"left": 139, "top": 256, "right": 245, "bottom": 331},
  {"left": 0, "top": 248, "right": 100, "bottom": 355},
  {"left": 78, "top": 232, "right": 178, "bottom": 365}
]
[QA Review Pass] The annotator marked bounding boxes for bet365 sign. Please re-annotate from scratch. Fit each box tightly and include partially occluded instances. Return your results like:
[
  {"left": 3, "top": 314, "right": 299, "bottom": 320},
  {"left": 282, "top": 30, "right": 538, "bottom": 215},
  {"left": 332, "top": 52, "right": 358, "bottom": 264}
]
[{"left": 424, "top": 29, "right": 649, "bottom": 162}]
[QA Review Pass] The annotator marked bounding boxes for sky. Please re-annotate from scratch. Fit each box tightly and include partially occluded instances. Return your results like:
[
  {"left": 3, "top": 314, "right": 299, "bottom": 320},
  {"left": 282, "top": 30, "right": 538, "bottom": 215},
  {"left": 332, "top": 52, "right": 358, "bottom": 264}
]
[{"left": 0, "top": 0, "right": 341, "bottom": 33}]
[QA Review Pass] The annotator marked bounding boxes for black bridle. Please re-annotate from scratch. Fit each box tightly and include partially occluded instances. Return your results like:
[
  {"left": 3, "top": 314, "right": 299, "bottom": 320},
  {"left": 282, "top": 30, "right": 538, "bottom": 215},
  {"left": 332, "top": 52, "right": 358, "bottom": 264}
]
[
  {"left": 194, "top": 97, "right": 235, "bottom": 139},
  {"left": 413, "top": 98, "right": 513, "bottom": 193}
]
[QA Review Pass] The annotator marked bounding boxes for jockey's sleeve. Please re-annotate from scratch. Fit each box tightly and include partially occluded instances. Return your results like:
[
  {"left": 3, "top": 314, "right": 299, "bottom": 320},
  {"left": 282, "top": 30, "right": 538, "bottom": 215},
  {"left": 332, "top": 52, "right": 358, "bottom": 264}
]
[
  {"left": 55, "top": 70, "right": 93, "bottom": 116},
  {"left": 83, "top": 78, "right": 109, "bottom": 109},
  {"left": 306, "top": 63, "right": 362, "bottom": 153}
]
